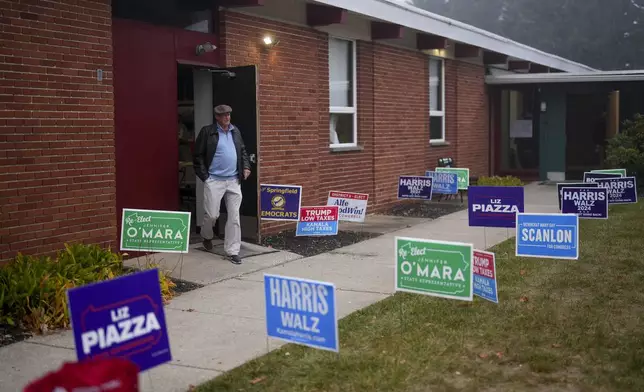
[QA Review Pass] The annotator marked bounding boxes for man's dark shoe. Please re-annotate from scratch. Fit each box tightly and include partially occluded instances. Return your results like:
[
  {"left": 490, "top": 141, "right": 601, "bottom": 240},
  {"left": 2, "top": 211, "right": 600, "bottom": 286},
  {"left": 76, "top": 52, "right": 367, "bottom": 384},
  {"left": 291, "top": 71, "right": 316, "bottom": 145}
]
[
  {"left": 228, "top": 254, "right": 242, "bottom": 265},
  {"left": 203, "top": 238, "right": 213, "bottom": 251}
]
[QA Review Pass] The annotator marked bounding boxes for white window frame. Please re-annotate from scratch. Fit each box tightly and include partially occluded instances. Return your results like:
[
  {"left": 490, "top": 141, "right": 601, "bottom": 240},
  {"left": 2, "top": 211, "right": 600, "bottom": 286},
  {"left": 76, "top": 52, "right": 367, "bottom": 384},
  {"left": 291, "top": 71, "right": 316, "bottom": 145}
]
[
  {"left": 429, "top": 56, "right": 446, "bottom": 143},
  {"left": 329, "top": 36, "right": 358, "bottom": 148}
]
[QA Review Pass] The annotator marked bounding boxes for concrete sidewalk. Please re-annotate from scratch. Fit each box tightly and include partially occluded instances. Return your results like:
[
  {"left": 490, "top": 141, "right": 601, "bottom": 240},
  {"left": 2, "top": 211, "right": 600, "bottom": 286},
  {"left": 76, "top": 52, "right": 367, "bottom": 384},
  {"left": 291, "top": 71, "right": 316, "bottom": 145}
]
[{"left": 0, "top": 183, "right": 558, "bottom": 391}]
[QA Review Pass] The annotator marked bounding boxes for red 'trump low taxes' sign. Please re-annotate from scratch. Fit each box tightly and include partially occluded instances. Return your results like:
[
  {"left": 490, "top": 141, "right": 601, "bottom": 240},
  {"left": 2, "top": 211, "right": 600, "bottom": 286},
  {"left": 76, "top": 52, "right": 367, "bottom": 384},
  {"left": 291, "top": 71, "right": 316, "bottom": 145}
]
[{"left": 299, "top": 206, "right": 339, "bottom": 222}]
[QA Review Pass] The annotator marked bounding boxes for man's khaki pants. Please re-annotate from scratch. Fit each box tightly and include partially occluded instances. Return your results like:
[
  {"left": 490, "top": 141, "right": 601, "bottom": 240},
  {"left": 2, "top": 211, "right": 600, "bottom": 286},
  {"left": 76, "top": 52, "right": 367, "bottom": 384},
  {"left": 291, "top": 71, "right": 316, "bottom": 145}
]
[{"left": 202, "top": 178, "right": 242, "bottom": 256}]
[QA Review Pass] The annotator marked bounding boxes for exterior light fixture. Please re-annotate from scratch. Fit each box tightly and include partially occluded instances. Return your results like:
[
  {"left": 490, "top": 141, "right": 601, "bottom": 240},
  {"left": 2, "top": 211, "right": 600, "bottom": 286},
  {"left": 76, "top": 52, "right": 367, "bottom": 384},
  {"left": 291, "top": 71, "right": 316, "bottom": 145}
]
[
  {"left": 262, "top": 34, "right": 279, "bottom": 49},
  {"left": 195, "top": 42, "right": 217, "bottom": 56}
]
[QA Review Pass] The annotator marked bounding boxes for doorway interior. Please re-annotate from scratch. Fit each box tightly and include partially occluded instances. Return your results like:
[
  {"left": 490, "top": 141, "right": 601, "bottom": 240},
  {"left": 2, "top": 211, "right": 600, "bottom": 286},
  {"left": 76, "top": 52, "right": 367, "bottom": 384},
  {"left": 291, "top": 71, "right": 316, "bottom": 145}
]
[{"left": 176, "top": 64, "right": 260, "bottom": 244}]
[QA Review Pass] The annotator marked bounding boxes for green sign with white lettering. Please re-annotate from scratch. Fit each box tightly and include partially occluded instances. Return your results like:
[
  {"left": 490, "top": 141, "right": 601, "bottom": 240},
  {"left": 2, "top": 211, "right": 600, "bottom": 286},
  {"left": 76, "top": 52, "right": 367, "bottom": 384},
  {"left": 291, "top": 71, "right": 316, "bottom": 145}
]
[
  {"left": 395, "top": 236, "right": 473, "bottom": 301},
  {"left": 590, "top": 168, "right": 626, "bottom": 177},
  {"left": 435, "top": 167, "right": 470, "bottom": 190},
  {"left": 120, "top": 208, "right": 191, "bottom": 253}
]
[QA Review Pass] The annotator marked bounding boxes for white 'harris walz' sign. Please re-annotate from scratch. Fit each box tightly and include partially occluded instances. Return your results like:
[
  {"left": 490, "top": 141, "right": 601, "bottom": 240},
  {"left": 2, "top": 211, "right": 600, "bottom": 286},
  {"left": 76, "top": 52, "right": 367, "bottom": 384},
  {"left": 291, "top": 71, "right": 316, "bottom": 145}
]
[{"left": 327, "top": 191, "right": 369, "bottom": 223}]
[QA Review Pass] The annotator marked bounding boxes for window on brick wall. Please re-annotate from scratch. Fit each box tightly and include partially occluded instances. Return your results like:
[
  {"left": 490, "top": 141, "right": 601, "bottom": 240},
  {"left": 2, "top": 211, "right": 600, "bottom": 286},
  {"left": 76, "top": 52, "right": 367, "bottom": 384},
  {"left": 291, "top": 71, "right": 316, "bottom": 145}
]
[
  {"left": 329, "top": 37, "right": 357, "bottom": 147},
  {"left": 429, "top": 57, "right": 445, "bottom": 142}
]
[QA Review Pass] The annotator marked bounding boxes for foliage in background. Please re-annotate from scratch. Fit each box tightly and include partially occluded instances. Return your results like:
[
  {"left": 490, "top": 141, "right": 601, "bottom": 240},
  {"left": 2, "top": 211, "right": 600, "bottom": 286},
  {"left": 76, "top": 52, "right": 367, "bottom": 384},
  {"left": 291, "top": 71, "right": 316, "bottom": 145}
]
[
  {"left": 0, "top": 243, "right": 176, "bottom": 334},
  {"left": 410, "top": 0, "right": 644, "bottom": 70},
  {"left": 606, "top": 113, "right": 644, "bottom": 190},
  {"left": 476, "top": 175, "right": 524, "bottom": 186}
]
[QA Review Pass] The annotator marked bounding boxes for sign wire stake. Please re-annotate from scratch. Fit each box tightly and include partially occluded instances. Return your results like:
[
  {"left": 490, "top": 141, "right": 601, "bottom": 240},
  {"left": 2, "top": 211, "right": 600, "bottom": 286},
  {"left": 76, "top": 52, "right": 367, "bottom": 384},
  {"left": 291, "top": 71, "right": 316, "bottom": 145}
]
[
  {"left": 483, "top": 227, "right": 488, "bottom": 250},
  {"left": 266, "top": 336, "right": 270, "bottom": 355}
]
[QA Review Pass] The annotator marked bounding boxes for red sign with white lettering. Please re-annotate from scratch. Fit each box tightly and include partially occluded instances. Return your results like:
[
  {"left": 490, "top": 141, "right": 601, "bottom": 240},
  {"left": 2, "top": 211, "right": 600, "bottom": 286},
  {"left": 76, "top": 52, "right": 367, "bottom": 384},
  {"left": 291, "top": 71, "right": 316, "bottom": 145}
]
[
  {"left": 299, "top": 206, "right": 339, "bottom": 222},
  {"left": 473, "top": 250, "right": 495, "bottom": 280}
]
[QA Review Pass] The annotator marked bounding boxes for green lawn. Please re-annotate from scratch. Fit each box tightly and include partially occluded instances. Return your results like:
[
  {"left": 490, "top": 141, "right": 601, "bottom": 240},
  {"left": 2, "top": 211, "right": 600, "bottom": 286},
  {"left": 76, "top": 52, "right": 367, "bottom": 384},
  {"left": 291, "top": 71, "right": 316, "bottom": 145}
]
[{"left": 196, "top": 203, "right": 644, "bottom": 392}]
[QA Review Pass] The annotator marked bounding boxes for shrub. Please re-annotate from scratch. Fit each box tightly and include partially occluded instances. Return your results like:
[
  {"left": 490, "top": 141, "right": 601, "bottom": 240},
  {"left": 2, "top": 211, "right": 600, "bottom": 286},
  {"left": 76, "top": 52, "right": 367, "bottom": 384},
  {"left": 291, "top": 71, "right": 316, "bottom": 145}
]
[
  {"left": 606, "top": 113, "right": 644, "bottom": 190},
  {"left": 476, "top": 175, "right": 524, "bottom": 187},
  {"left": 0, "top": 243, "right": 176, "bottom": 334}
]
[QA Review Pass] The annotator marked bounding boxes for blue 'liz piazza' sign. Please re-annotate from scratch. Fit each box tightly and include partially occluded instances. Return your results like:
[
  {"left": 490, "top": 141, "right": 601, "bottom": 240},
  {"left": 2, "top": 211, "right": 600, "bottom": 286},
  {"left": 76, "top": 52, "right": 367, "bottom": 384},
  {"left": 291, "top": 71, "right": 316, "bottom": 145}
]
[
  {"left": 594, "top": 176, "right": 638, "bottom": 204},
  {"left": 67, "top": 269, "right": 172, "bottom": 372},
  {"left": 398, "top": 176, "right": 433, "bottom": 200},
  {"left": 260, "top": 184, "right": 302, "bottom": 221},
  {"left": 264, "top": 274, "right": 338, "bottom": 352},
  {"left": 468, "top": 186, "right": 525, "bottom": 228},
  {"left": 425, "top": 171, "right": 458, "bottom": 195},
  {"left": 516, "top": 213, "right": 579, "bottom": 260},
  {"left": 561, "top": 187, "right": 608, "bottom": 219}
]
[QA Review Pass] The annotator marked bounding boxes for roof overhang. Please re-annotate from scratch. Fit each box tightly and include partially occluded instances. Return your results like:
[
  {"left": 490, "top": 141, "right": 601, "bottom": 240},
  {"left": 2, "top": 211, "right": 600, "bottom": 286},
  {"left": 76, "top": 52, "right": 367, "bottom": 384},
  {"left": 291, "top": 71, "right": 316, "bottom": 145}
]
[
  {"left": 485, "top": 70, "right": 644, "bottom": 85},
  {"left": 308, "top": 0, "right": 597, "bottom": 73}
]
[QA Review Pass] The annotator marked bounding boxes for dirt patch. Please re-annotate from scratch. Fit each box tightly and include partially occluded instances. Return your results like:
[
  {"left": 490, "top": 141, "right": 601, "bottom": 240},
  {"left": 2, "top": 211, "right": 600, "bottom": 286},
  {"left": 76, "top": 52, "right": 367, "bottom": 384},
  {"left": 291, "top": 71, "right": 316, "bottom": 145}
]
[
  {"left": 173, "top": 278, "right": 204, "bottom": 294},
  {"left": 383, "top": 200, "right": 466, "bottom": 219},
  {"left": 261, "top": 230, "right": 382, "bottom": 257},
  {"left": 0, "top": 324, "right": 32, "bottom": 348}
]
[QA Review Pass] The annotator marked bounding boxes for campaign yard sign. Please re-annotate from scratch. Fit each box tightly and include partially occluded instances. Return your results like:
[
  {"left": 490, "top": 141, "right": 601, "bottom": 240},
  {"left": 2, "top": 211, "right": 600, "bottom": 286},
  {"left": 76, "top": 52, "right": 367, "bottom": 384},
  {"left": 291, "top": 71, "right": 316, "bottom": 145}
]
[
  {"left": 395, "top": 237, "right": 473, "bottom": 301},
  {"left": 424, "top": 171, "right": 458, "bottom": 195},
  {"left": 260, "top": 184, "right": 302, "bottom": 221},
  {"left": 398, "top": 176, "right": 433, "bottom": 200},
  {"left": 557, "top": 182, "right": 598, "bottom": 211},
  {"left": 67, "top": 269, "right": 172, "bottom": 373},
  {"left": 327, "top": 191, "right": 369, "bottom": 222},
  {"left": 591, "top": 168, "right": 627, "bottom": 177},
  {"left": 473, "top": 250, "right": 498, "bottom": 304},
  {"left": 468, "top": 186, "right": 525, "bottom": 228},
  {"left": 264, "top": 274, "right": 338, "bottom": 352},
  {"left": 435, "top": 167, "right": 470, "bottom": 190},
  {"left": 594, "top": 176, "right": 638, "bottom": 204},
  {"left": 516, "top": 213, "right": 579, "bottom": 260},
  {"left": 120, "top": 209, "right": 191, "bottom": 253},
  {"left": 561, "top": 187, "right": 608, "bottom": 219},
  {"left": 295, "top": 206, "right": 339, "bottom": 236},
  {"left": 583, "top": 172, "right": 621, "bottom": 183}
]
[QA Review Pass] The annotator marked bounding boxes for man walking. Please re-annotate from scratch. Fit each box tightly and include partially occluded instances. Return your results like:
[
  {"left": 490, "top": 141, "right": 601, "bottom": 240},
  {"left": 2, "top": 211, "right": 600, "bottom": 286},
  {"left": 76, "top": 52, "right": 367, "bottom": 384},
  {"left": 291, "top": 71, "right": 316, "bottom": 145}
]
[{"left": 193, "top": 104, "right": 251, "bottom": 265}]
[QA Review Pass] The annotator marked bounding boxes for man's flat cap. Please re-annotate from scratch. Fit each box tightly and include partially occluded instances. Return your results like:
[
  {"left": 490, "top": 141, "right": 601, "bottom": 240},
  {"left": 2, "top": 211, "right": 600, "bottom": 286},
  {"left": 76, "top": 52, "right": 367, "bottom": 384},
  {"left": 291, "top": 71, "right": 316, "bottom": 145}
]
[{"left": 214, "top": 104, "right": 232, "bottom": 114}]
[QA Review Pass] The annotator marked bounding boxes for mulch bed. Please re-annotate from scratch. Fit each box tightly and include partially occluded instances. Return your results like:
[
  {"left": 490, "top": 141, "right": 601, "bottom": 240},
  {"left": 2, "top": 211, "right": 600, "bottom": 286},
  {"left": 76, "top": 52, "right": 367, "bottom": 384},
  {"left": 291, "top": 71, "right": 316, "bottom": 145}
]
[
  {"left": 0, "top": 324, "right": 32, "bottom": 349},
  {"left": 173, "top": 278, "right": 204, "bottom": 294},
  {"left": 384, "top": 199, "right": 466, "bottom": 219},
  {"left": 261, "top": 230, "right": 382, "bottom": 258}
]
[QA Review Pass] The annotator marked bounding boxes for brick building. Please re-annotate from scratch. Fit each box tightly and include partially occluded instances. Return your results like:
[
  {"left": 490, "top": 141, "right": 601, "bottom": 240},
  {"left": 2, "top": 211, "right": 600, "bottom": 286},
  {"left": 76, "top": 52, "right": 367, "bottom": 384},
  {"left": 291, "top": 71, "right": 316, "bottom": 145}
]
[{"left": 0, "top": 0, "right": 595, "bottom": 262}]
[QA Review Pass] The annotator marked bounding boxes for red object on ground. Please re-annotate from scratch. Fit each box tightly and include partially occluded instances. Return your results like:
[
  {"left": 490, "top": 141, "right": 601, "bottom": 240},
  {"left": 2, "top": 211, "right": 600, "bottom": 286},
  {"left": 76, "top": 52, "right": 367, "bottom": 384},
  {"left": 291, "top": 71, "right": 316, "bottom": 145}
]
[{"left": 23, "top": 357, "right": 139, "bottom": 392}]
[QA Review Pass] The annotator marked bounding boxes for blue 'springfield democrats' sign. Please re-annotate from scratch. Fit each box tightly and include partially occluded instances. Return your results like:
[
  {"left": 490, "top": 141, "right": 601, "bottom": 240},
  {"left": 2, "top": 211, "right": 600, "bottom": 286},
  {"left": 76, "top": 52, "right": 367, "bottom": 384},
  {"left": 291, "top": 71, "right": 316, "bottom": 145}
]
[
  {"left": 264, "top": 274, "right": 338, "bottom": 352},
  {"left": 260, "top": 184, "right": 302, "bottom": 221},
  {"left": 67, "top": 269, "right": 172, "bottom": 372},
  {"left": 468, "top": 186, "right": 525, "bottom": 228},
  {"left": 515, "top": 213, "right": 579, "bottom": 260}
]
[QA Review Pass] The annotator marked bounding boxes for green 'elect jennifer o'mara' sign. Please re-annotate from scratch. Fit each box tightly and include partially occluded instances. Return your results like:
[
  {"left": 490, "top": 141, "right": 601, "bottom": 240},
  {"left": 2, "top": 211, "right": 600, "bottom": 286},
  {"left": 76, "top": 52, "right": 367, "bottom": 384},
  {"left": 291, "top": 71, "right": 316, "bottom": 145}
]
[
  {"left": 120, "top": 208, "right": 191, "bottom": 253},
  {"left": 395, "top": 236, "right": 473, "bottom": 301}
]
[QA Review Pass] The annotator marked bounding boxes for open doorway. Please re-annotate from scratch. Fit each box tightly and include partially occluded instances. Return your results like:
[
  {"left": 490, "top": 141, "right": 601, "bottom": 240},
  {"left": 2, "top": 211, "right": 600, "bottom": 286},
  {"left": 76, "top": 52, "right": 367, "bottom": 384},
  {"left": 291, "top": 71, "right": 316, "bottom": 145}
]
[
  {"left": 565, "top": 93, "right": 609, "bottom": 180},
  {"left": 178, "top": 64, "right": 260, "bottom": 244}
]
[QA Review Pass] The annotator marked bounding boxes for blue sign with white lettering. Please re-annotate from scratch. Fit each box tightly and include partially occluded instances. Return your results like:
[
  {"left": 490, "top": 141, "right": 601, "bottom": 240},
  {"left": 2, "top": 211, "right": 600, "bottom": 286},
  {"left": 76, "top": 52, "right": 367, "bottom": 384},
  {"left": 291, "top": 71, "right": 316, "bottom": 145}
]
[
  {"left": 425, "top": 171, "right": 458, "bottom": 195},
  {"left": 67, "top": 269, "right": 172, "bottom": 372},
  {"left": 398, "top": 176, "right": 433, "bottom": 200},
  {"left": 516, "top": 213, "right": 579, "bottom": 260},
  {"left": 557, "top": 182, "right": 598, "bottom": 210},
  {"left": 561, "top": 187, "right": 608, "bottom": 219},
  {"left": 594, "top": 176, "right": 638, "bottom": 204},
  {"left": 264, "top": 274, "right": 338, "bottom": 352},
  {"left": 583, "top": 172, "right": 621, "bottom": 183},
  {"left": 468, "top": 186, "right": 525, "bottom": 228}
]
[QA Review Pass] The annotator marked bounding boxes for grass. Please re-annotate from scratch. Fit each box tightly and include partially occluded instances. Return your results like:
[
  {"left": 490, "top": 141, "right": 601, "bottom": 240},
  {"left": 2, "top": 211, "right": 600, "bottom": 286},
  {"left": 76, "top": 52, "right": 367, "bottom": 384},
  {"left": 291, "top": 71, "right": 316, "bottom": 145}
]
[{"left": 196, "top": 203, "right": 644, "bottom": 392}]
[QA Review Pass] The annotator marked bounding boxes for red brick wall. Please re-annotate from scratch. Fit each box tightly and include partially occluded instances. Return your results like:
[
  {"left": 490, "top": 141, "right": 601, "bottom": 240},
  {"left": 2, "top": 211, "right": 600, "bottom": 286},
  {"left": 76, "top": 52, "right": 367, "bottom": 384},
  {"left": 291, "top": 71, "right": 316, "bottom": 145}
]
[
  {"left": 372, "top": 43, "right": 430, "bottom": 210},
  {"left": 220, "top": 12, "right": 490, "bottom": 236},
  {"left": 0, "top": 0, "right": 115, "bottom": 263},
  {"left": 454, "top": 61, "right": 489, "bottom": 177}
]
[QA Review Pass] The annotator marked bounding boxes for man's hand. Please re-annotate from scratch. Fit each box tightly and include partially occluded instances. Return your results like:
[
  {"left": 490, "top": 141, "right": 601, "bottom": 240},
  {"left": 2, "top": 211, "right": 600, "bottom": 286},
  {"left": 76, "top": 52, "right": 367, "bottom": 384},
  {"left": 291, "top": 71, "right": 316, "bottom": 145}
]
[{"left": 243, "top": 169, "right": 251, "bottom": 180}]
